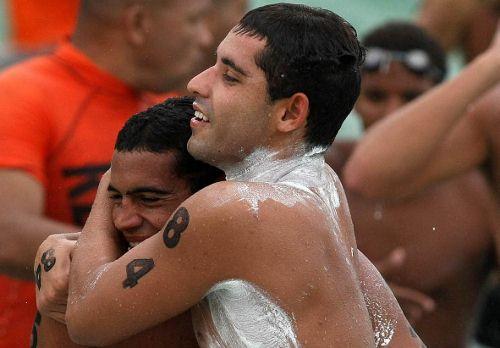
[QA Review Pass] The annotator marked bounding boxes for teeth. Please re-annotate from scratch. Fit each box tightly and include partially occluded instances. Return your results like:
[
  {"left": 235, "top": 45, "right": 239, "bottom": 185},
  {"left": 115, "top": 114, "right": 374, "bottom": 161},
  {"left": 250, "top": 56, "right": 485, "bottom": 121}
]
[
  {"left": 128, "top": 242, "right": 140, "bottom": 248},
  {"left": 194, "top": 110, "right": 209, "bottom": 122}
]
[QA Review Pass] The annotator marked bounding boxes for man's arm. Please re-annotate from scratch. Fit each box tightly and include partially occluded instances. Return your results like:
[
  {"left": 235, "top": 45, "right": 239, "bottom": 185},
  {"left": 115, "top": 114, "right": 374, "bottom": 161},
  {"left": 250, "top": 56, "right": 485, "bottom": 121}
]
[
  {"left": 0, "top": 170, "right": 79, "bottom": 279},
  {"left": 66, "top": 176, "right": 235, "bottom": 346},
  {"left": 416, "top": 0, "right": 479, "bottom": 52},
  {"left": 35, "top": 315, "right": 87, "bottom": 348},
  {"left": 343, "top": 29, "right": 500, "bottom": 199},
  {"left": 358, "top": 251, "right": 427, "bottom": 347}
]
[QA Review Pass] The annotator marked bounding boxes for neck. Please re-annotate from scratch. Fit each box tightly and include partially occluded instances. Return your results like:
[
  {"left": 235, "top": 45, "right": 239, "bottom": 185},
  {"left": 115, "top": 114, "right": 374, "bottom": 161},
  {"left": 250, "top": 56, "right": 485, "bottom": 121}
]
[
  {"left": 224, "top": 145, "right": 327, "bottom": 183},
  {"left": 72, "top": 29, "right": 141, "bottom": 90}
]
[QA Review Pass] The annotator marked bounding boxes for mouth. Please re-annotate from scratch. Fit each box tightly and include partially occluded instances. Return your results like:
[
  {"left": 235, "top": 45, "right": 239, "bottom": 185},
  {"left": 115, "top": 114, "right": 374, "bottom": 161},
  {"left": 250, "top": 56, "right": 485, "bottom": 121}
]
[{"left": 194, "top": 110, "right": 210, "bottom": 123}]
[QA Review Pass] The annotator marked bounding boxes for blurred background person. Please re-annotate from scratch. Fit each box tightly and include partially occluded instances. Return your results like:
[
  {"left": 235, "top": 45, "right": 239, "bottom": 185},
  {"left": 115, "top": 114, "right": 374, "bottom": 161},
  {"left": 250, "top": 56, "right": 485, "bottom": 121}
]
[
  {"left": 417, "top": 0, "right": 499, "bottom": 62},
  {"left": 0, "top": 0, "right": 212, "bottom": 346},
  {"left": 326, "top": 21, "right": 500, "bottom": 348},
  {"left": 200, "top": 0, "right": 248, "bottom": 71}
]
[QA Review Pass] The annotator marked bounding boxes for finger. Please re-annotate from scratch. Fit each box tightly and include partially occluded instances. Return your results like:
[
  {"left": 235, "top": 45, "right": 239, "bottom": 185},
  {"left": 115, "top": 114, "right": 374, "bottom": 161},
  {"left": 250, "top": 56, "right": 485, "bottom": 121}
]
[
  {"left": 390, "top": 283, "right": 436, "bottom": 312},
  {"left": 49, "top": 311, "right": 68, "bottom": 325},
  {"left": 405, "top": 305, "right": 423, "bottom": 326},
  {"left": 375, "top": 247, "right": 406, "bottom": 276},
  {"left": 61, "top": 232, "right": 81, "bottom": 241},
  {"left": 84, "top": 171, "right": 114, "bottom": 227}
]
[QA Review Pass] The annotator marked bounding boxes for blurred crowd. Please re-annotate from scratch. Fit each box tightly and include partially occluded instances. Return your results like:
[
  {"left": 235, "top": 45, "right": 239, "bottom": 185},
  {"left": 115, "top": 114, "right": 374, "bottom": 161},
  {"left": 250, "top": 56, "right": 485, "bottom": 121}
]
[{"left": 0, "top": 0, "right": 498, "bottom": 347}]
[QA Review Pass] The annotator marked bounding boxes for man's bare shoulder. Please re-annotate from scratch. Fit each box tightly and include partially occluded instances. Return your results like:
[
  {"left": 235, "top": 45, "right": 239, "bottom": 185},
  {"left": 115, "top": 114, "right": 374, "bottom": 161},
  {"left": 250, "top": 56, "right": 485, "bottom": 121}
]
[
  {"left": 182, "top": 180, "right": 330, "bottom": 244},
  {"left": 188, "top": 180, "right": 320, "bottom": 214}
]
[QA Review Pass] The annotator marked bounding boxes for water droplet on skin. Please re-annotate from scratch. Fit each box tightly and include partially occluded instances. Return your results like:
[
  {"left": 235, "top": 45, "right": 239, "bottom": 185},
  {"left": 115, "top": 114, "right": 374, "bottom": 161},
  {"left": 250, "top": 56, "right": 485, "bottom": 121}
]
[{"left": 373, "top": 203, "right": 383, "bottom": 220}]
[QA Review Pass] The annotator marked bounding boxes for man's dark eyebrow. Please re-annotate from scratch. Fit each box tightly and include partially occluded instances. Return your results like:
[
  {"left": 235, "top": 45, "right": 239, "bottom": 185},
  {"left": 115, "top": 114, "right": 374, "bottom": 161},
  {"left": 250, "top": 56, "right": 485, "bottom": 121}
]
[
  {"left": 107, "top": 184, "right": 172, "bottom": 196},
  {"left": 221, "top": 57, "right": 249, "bottom": 77},
  {"left": 127, "top": 187, "right": 173, "bottom": 195},
  {"left": 107, "top": 184, "right": 119, "bottom": 193}
]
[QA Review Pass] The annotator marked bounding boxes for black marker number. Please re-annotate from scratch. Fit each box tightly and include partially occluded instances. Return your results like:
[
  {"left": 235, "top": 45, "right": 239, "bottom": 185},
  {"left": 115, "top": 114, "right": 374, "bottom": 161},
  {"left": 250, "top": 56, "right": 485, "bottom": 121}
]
[
  {"left": 123, "top": 259, "right": 155, "bottom": 289},
  {"left": 41, "top": 248, "right": 56, "bottom": 272},
  {"left": 163, "top": 207, "right": 190, "bottom": 248},
  {"left": 35, "top": 264, "right": 41, "bottom": 290},
  {"left": 30, "top": 311, "right": 42, "bottom": 348}
]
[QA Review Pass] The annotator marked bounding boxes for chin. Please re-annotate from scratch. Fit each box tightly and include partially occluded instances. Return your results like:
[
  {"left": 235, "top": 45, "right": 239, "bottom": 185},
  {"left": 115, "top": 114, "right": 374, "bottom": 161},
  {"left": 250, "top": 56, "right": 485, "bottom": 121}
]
[{"left": 188, "top": 138, "right": 211, "bottom": 161}]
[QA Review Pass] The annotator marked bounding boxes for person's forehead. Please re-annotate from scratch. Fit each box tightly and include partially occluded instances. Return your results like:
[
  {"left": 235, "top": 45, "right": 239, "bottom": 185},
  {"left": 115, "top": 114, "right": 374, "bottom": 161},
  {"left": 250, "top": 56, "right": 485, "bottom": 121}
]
[
  {"left": 111, "top": 151, "right": 181, "bottom": 187},
  {"left": 164, "top": 0, "right": 212, "bottom": 15},
  {"left": 217, "top": 31, "right": 266, "bottom": 71}
]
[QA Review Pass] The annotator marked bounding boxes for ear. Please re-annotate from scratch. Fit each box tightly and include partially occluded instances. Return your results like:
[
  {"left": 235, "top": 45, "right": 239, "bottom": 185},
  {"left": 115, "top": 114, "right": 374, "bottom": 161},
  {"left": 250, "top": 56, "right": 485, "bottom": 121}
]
[
  {"left": 275, "top": 92, "right": 309, "bottom": 133},
  {"left": 122, "top": 4, "right": 151, "bottom": 46}
]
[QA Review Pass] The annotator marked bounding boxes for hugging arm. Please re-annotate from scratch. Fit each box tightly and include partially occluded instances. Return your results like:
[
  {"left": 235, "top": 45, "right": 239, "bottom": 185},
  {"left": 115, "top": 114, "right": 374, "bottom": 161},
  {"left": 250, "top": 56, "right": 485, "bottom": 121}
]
[{"left": 66, "top": 177, "right": 233, "bottom": 346}]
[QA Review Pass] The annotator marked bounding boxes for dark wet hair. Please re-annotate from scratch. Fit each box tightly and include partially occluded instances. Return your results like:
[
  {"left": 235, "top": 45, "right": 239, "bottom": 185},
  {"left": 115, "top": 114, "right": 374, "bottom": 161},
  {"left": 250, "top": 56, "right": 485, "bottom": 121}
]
[
  {"left": 363, "top": 21, "right": 447, "bottom": 83},
  {"left": 115, "top": 96, "right": 223, "bottom": 193},
  {"left": 234, "top": 3, "right": 365, "bottom": 149}
]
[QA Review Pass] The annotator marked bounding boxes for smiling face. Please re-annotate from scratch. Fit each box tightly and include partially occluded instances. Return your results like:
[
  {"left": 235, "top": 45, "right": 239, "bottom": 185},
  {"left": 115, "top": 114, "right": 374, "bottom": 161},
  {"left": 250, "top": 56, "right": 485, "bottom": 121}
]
[
  {"left": 108, "top": 150, "right": 192, "bottom": 247},
  {"left": 355, "top": 62, "right": 435, "bottom": 129},
  {"left": 186, "top": 30, "right": 281, "bottom": 169}
]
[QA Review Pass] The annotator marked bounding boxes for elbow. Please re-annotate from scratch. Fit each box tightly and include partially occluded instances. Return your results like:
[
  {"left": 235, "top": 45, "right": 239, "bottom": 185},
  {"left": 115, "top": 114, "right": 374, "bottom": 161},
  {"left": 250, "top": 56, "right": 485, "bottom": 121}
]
[
  {"left": 342, "top": 164, "right": 387, "bottom": 199},
  {"left": 342, "top": 168, "right": 413, "bottom": 200},
  {"left": 66, "top": 305, "right": 115, "bottom": 346}
]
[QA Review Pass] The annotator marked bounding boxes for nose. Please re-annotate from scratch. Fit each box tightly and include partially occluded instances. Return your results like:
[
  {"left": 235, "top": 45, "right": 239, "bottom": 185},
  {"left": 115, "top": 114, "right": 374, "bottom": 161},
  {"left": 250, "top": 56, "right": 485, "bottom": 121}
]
[
  {"left": 187, "top": 66, "right": 213, "bottom": 97},
  {"left": 113, "top": 200, "right": 143, "bottom": 233}
]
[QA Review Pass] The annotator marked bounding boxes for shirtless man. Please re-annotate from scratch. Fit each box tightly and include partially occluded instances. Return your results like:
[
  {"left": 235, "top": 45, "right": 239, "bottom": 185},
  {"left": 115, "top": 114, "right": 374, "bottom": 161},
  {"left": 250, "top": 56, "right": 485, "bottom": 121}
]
[
  {"left": 44, "top": 4, "right": 424, "bottom": 347},
  {"left": 34, "top": 97, "right": 223, "bottom": 347},
  {"left": 343, "top": 24, "right": 500, "bottom": 199},
  {"left": 417, "top": 0, "right": 499, "bottom": 62},
  {"left": 342, "top": 21, "right": 500, "bottom": 348},
  {"left": 326, "top": 22, "right": 499, "bottom": 348}
]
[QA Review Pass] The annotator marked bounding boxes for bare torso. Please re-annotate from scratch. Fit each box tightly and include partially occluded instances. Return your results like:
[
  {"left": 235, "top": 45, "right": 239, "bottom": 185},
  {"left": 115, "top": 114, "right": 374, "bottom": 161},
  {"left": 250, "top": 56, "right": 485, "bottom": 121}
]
[
  {"left": 185, "top": 150, "right": 423, "bottom": 347},
  {"left": 329, "top": 142, "right": 495, "bottom": 348},
  {"left": 474, "top": 84, "right": 500, "bottom": 197}
]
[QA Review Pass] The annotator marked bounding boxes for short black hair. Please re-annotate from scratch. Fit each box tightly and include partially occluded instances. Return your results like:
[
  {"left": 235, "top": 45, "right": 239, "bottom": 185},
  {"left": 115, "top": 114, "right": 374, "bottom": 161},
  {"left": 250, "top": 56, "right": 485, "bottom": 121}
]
[
  {"left": 115, "top": 96, "right": 223, "bottom": 193},
  {"left": 234, "top": 3, "right": 364, "bottom": 149},
  {"left": 363, "top": 21, "right": 447, "bottom": 83}
]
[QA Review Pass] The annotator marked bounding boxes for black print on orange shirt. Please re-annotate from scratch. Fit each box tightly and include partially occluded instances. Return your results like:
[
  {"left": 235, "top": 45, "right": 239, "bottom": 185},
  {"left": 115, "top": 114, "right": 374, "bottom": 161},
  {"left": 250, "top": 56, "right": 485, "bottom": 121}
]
[
  {"left": 163, "top": 207, "right": 190, "bottom": 248},
  {"left": 41, "top": 248, "right": 56, "bottom": 272},
  {"left": 35, "top": 264, "right": 42, "bottom": 290},
  {"left": 123, "top": 259, "right": 155, "bottom": 289}
]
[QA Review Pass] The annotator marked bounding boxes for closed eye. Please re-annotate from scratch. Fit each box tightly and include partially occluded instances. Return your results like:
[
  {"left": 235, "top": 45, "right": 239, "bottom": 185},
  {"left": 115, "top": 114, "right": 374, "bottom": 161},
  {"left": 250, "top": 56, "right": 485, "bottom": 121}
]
[
  {"left": 223, "top": 72, "right": 239, "bottom": 83},
  {"left": 139, "top": 196, "right": 161, "bottom": 203},
  {"left": 108, "top": 193, "right": 122, "bottom": 201}
]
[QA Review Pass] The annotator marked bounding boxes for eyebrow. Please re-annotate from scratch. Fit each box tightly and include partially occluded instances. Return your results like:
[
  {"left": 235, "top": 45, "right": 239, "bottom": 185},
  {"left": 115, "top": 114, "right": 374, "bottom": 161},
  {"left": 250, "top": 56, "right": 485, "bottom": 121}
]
[
  {"left": 221, "top": 57, "right": 250, "bottom": 77},
  {"left": 107, "top": 184, "right": 173, "bottom": 196}
]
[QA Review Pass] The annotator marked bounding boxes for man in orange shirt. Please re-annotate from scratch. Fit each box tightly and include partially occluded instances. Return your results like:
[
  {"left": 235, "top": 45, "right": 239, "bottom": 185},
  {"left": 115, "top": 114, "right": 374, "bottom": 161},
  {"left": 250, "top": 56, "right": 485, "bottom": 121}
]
[{"left": 0, "top": 1, "right": 212, "bottom": 346}]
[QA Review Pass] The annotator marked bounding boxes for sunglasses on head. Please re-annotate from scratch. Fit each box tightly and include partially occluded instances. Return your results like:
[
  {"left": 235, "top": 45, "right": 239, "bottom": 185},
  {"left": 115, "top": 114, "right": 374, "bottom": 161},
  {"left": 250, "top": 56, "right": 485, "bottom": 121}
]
[{"left": 363, "top": 47, "right": 444, "bottom": 81}]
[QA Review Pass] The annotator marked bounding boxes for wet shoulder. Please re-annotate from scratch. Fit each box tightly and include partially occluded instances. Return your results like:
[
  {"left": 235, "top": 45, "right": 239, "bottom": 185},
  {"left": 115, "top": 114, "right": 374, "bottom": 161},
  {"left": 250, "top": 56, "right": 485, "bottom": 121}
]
[{"left": 183, "top": 181, "right": 330, "bottom": 241}]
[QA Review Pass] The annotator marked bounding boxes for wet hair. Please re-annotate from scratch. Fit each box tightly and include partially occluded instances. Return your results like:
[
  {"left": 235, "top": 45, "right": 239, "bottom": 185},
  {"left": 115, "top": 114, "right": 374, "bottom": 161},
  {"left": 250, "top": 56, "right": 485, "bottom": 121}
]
[
  {"left": 115, "top": 96, "right": 223, "bottom": 193},
  {"left": 234, "top": 3, "right": 364, "bottom": 149},
  {"left": 363, "top": 21, "right": 447, "bottom": 83}
]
